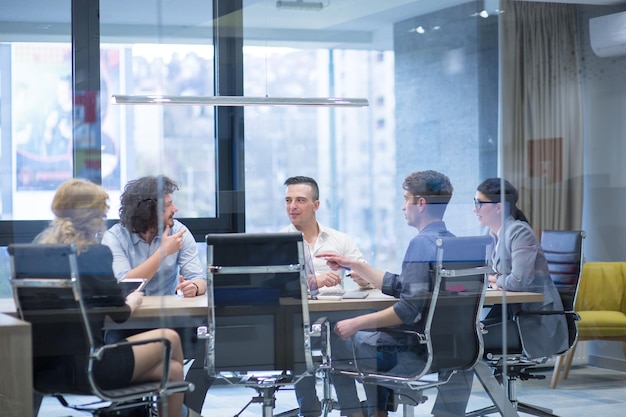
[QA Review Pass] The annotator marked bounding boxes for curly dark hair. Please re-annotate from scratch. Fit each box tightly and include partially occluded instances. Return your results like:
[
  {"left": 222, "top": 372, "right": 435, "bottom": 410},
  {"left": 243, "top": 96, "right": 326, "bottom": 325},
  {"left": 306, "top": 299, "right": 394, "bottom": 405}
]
[{"left": 119, "top": 175, "right": 179, "bottom": 234}]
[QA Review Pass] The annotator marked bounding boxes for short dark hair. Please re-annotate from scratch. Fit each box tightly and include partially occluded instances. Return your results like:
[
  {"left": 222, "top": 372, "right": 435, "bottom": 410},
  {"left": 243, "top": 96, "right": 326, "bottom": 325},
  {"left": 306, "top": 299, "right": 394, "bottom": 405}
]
[
  {"left": 402, "top": 170, "right": 453, "bottom": 218},
  {"left": 284, "top": 176, "right": 320, "bottom": 201},
  {"left": 119, "top": 175, "right": 179, "bottom": 234}
]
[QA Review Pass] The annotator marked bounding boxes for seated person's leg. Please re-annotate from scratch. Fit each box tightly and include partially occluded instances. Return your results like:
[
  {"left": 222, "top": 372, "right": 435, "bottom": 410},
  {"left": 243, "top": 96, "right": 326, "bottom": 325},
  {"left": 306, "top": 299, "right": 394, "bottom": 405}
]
[
  {"left": 175, "top": 326, "right": 215, "bottom": 414},
  {"left": 294, "top": 376, "right": 322, "bottom": 417},
  {"left": 128, "top": 328, "right": 185, "bottom": 417},
  {"left": 294, "top": 325, "right": 322, "bottom": 417},
  {"left": 482, "top": 320, "right": 522, "bottom": 355},
  {"left": 364, "top": 347, "right": 425, "bottom": 417},
  {"left": 481, "top": 304, "right": 522, "bottom": 356},
  {"left": 362, "top": 384, "right": 391, "bottom": 417},
  {"left": 431, "top": 369, "right": 473, "bottom": 417},
  {"left": 106, "top": 324, "right": 213, "bottom": 415},
  {"left": 330, "top": 332, "right": 370, "bottom": 416},
  {"left": 105, "top": 328, "right": 142, "bottom": 344}
]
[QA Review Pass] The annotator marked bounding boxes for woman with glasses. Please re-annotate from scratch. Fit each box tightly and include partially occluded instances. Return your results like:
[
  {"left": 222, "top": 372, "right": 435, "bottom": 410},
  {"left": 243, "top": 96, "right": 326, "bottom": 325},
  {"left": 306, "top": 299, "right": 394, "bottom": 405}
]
[{"left": 473, "top": 177, "right": 568, "bottom": 359}]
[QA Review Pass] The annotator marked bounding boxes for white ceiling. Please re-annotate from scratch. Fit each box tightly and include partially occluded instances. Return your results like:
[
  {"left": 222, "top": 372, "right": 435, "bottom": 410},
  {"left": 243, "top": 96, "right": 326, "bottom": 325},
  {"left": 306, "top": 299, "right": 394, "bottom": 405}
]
[{"left": 0, "top": 0, "right": 625, "bottom": 48}]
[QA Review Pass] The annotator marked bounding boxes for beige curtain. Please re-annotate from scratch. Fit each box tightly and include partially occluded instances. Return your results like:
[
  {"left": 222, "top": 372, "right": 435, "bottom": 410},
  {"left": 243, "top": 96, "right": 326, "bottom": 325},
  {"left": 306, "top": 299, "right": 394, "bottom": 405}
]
[{"left": 499, "top": 0, "right": 584, "bottom": 232}]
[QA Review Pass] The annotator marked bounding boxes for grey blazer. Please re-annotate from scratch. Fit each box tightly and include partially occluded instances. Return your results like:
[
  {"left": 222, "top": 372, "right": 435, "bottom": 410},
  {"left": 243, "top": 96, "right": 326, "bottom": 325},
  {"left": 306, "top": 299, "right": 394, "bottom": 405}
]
[{"left": 492, "top": 218, "right": 569, "bottom": 358}]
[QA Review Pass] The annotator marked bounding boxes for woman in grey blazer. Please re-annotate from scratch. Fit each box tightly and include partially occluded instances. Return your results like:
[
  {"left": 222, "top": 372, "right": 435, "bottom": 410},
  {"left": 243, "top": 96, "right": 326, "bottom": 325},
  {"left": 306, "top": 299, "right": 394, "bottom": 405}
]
[{"left": 474, "top": 178, "right": 568, "bottom": 358}]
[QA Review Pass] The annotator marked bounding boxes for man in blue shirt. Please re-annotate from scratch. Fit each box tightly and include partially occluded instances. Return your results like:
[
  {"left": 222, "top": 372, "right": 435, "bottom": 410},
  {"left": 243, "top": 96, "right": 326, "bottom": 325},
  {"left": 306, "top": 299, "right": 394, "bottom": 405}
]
[
  {"left": 102, "top": 175, "right": 206, "bottom": 296},
  {"left": 320, "top": 170, "right": 473, "bottom": 417},
  {"left": 102, "top": 175, "right": 209, "bottom": 416}
]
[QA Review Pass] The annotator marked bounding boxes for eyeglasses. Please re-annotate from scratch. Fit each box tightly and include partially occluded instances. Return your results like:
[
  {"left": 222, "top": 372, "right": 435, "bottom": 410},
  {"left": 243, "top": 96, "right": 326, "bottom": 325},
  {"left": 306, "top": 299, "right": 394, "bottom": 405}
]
[{"left": 473, "top": 198, "right": 493, "bottom": 210}]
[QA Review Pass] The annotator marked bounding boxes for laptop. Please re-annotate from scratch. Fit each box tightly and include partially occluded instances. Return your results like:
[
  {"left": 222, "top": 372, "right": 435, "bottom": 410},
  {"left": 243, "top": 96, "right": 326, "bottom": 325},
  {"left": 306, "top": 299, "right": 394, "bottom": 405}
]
[{"left": 312, "top": 288, "right": 370, "bottom": 300}]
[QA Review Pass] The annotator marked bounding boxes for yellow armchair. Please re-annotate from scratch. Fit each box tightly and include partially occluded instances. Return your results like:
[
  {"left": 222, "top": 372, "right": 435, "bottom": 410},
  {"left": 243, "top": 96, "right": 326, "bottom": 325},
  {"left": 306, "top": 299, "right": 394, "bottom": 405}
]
[{"left": 551, "top": 262, "right": 626, "bottom": 388}]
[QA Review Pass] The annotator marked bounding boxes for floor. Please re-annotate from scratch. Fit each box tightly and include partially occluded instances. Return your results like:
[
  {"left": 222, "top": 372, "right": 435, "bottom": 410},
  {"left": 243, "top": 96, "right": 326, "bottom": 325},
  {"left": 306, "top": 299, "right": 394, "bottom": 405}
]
[{"left": 38, "top": 365, "right": 626, "bottom": 416}]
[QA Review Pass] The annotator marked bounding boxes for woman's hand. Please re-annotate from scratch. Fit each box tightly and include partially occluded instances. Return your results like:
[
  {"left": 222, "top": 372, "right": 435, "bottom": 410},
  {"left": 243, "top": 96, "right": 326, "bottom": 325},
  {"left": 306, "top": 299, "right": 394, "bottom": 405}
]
[
  {"left": 125, "top": 290, "right": 144, "bottom": 312},
  {"left": 488, "top": 273, "right": 501, "bottom": 289}
]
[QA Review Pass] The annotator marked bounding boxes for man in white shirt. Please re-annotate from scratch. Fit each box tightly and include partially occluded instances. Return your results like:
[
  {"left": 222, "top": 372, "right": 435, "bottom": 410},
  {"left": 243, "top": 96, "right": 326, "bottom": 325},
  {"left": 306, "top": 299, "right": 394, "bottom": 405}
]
[
  {"left": 281, "top": 175, "right": 368, "bottom": 417},
  {"left": 281, "top": 176, "right": 368, "bottom": 290}
]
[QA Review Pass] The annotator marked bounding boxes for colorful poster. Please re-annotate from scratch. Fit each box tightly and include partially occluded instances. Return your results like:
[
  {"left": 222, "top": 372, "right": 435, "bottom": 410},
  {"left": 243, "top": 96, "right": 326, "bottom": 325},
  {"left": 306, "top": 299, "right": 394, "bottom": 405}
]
[{"left": 12, "top": 44, "right": 121, "bottom": 191}]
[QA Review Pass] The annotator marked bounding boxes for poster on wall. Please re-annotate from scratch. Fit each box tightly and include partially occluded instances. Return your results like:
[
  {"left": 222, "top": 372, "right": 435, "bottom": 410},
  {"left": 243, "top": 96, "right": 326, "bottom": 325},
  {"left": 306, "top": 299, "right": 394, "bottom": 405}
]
[
  {"left": 11, "top": 44, "right": 121, "bottom": 193},
  {"left": 12, "top": 45, "right": 73, "bottom": 190}
]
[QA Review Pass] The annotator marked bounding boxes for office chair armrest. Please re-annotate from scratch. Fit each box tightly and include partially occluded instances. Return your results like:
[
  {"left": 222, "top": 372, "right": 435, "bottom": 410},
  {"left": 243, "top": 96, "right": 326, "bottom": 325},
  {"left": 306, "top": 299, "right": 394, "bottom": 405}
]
[
  {"left": 310, "top": 317, "right": 330, "bottom": 338},
  {"left": 515, "top": 310, "right": 581, "bottom": 321},
  {"left": 94, "top": 337, "right": 173, "bottom": 388},
  {"left": 310, "top": 317, "right": 331, "bottom": 365},
  {"left": 342, "top": 327, "right": 427, "bottom": 380},
  {"left": 383, "top": 328, "right": 427, "bottom": 344},
  {"left": 360, "top": 327, "right": 427, "bottom": 344}
]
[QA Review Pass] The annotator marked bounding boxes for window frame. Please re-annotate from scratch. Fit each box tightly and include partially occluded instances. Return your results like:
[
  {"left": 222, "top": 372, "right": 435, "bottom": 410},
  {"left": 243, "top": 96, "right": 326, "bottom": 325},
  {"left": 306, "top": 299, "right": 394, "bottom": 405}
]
[{"left": 0, "top": 0, "right": 245, "bottom": 246}]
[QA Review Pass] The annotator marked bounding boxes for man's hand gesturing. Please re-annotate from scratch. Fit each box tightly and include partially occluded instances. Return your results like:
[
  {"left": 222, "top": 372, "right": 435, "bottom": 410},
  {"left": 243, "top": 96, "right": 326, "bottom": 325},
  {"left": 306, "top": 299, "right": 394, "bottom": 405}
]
[{"left": 160, "top": 225, "right": 186, "bottom": 257}]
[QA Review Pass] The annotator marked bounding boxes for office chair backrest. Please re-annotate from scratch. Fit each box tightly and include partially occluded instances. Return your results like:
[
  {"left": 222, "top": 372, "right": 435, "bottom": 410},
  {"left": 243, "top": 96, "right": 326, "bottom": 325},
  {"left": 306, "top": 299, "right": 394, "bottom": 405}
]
[
  {"left": 541, "top": 230, "right": 585, "bottom": 310},
  {"left": 428, "top": 236, "right": 492, "bottom": 373},
  {"left": 10, "top": 243, "right": 194, "bottom": 415},
  {"left": 8, "top": 243, "right": 96, "bottom": 393},
  {"left": 207, "top": 232, "right": 304, "bottom": 305},
  {"left": 541, "top": 230, "right": 585, "bottom": 354},
  {"left": 205, "top": 232, "right": 312, "bottom": 377}
]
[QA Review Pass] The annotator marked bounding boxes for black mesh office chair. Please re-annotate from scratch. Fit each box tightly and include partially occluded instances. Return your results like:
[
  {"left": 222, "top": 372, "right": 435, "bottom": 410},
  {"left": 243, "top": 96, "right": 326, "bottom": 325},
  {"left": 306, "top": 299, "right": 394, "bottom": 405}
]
[
  {"left": 326, "top": 236, "right": 492, "bottom": 417},
  {"left": 466, "top": 230, "right": 585, "bottom": 416},
  {"left": 541, "top": 230, "right": 586, "bottom": 311},
  {"left": 204, "top": 232, "right": 315, "bottom": 417},
  {"left": 8, "top": 243, "right": 193, "bottom": 417},
  {"left": 541, "top": 229, "right": 586, "bottom": 389}
]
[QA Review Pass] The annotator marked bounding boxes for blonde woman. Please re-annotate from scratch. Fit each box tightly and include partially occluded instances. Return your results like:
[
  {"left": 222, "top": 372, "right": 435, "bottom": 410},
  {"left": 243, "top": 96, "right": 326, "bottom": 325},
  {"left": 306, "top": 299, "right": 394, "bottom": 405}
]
[{"left": 36, "top": 178, "right": 187, "bottom": 417}]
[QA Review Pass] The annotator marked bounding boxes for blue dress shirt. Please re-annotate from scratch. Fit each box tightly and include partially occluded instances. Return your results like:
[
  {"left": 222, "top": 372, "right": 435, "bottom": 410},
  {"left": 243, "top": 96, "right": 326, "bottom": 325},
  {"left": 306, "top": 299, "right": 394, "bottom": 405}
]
[{"left": 101, "top": 219, "right": 205, "bottom": 296}]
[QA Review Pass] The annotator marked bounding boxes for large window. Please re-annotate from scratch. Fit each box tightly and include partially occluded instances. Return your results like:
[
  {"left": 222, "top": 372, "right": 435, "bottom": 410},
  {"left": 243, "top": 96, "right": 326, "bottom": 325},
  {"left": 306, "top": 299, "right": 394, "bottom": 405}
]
[
  {"left": 241, "top": 2, "right": 497, "bottom": 271},
  {"left": 4, "top": 0, "right": 626, "bottom": 415},
  {"left": 0, "top": 0, "right": 498, "bottom": 287}
]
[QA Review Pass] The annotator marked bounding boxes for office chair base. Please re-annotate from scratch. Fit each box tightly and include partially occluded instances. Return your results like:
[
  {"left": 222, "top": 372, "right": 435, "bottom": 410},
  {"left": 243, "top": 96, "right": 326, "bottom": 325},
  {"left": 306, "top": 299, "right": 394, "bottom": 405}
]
[
  {"left": 236, "top": 385, "right": 301, "bottom": 417},
  {"left": 466, "top": 401, "right": 558, "bottom": 417},
  {"left": 52, "top": 394, "right": 153, "bottom": 417}
]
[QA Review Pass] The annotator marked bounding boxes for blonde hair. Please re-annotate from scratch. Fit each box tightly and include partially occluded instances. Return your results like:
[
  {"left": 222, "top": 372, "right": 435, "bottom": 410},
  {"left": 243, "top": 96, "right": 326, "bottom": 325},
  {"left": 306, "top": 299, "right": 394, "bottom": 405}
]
[{"left": 38, "top": 179, "right": 110, "bottom": 253}]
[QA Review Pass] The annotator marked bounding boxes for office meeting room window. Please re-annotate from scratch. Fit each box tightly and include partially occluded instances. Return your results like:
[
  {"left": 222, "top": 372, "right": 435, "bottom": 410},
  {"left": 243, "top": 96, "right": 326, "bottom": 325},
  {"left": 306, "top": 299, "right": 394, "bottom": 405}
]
[
  {"left": 2, "top": 1, "right": 626, "bottom": 416},
  {"left": 0, "top": 0, "right": 218, "bottom": 223},
  {"left": 0, "top": 0, "right": 220, "bottom": 298},
  {"left": 241, "top": 1, "right": 498, "bottom": 272}
]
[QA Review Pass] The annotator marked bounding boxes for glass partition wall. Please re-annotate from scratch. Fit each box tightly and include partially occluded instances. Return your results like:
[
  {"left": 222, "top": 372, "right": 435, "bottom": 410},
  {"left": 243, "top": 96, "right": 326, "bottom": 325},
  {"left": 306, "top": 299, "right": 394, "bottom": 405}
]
[{"left": 1, "top": 0, "right": 626, "bottom": 415}]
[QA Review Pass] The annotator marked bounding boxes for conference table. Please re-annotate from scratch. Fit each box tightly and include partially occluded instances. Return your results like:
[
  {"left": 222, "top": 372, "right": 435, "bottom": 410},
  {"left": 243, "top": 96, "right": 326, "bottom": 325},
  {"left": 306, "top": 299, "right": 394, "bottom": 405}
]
[
  {"left": 0, "top": 288, "right": 543, "bottom": 318},
  {"left": 44, "top": 288, "right": 538, "bottom": 316},
  {"left": 0, "top": 288, "right": 541, "bottom": 417}
]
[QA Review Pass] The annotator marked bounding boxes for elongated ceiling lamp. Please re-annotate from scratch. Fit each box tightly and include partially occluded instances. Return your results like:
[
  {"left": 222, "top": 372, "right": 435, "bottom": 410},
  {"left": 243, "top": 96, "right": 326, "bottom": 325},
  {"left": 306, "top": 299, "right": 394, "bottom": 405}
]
[
  {"left": 111, "top": 0, "right": 364, "bottom": 108},
  {"left": 276, "top": 0, "right": 324, "bottom": 11},
  {"left": 111, "top": 95, "right": 369, "bottom": 107}
]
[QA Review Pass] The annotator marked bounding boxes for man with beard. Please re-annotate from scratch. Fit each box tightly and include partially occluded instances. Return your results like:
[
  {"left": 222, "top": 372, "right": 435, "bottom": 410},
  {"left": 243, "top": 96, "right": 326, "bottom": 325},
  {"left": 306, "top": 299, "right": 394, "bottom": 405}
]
[{"left": 102, "top": 175, "right": 209, "bottom": 417}]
